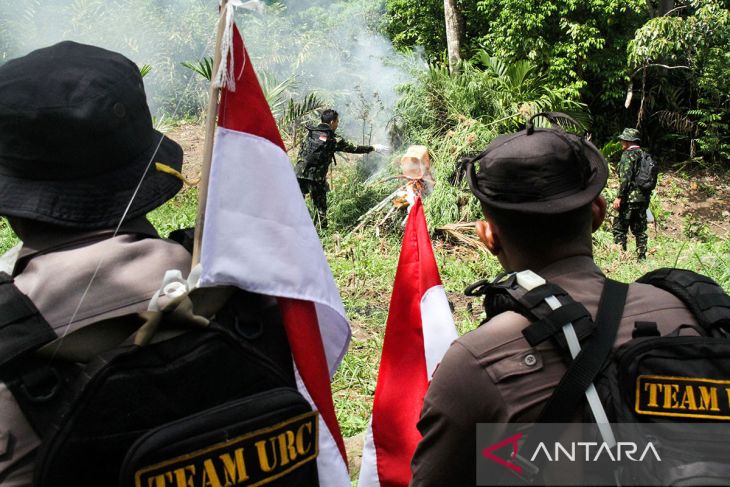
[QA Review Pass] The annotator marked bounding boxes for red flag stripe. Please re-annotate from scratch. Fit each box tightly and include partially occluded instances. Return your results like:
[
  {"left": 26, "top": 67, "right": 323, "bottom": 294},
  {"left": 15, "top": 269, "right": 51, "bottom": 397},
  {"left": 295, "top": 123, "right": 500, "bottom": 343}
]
[
  {"left": 371, "top": 198, "right": 434, "bottom": 486},
  {"left": 279, "top": 297, "right": 348, "bottom": 463},
  {"left": 217, "top": 24, "right": 285, "bottom": 152}
]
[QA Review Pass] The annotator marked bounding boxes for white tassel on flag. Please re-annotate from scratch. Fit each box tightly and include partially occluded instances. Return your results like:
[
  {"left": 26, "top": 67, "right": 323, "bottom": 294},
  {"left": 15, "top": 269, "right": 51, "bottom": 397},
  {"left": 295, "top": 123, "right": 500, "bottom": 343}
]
[{"left": 213, "top": 0, "right": 265, "bottom": 91}]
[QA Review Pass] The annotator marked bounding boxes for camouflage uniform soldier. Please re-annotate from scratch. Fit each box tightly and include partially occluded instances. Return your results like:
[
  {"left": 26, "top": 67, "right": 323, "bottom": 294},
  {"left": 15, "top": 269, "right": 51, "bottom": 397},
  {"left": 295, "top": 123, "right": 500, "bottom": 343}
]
[
  {"left": 612, "top": 128, "right": 650, "bottom": 260},
  {"left": 295, "top": 109, "right": 373, "bottom": 228}
]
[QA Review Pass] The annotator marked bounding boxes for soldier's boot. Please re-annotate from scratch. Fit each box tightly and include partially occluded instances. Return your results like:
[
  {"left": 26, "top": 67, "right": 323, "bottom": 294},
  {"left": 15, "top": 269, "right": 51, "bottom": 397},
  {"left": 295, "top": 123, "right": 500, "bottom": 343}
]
[
  {"left": 635, "top": 225, "right": 648, "bottom": 261},
  {"left": 612, "top": 228, "right": 627, "bottom": 251}
]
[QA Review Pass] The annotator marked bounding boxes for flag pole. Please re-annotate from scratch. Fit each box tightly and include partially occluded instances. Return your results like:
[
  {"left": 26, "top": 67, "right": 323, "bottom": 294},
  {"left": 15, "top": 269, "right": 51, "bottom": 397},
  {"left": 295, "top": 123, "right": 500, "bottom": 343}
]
[{"left": 192, "top": 0, "right": 230, "bottom": 266}]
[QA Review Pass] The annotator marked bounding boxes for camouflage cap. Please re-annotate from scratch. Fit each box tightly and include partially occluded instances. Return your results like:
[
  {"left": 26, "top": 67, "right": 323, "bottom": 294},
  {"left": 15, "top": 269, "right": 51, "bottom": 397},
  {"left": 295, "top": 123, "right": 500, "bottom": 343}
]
[{"left": 619, "top": 128, "right": 641, "bottom": 142}]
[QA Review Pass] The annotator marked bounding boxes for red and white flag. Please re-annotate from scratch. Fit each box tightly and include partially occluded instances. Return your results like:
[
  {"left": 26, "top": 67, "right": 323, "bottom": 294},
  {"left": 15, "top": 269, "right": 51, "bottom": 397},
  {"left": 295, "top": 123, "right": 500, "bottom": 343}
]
[
  {"left": 199, "top": 23, "right": 350, "bottom": 486},
  {"left": 358, "top": 197, "right": 458, "bottom": 487}
]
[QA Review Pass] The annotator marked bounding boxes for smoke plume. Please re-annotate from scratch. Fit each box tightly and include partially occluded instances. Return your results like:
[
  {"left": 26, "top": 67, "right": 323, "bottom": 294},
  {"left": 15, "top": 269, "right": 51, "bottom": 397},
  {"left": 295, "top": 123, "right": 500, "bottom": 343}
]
[{"left": 0, "top": 0, "right": 419, "bottom": 149}]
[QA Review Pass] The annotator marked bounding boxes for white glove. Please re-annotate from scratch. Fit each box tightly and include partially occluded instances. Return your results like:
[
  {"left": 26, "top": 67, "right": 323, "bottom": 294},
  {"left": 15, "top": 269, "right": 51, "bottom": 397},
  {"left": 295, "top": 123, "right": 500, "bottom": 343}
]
[{"left": 372, "top": 144, "right": 391, "bottom": 153}]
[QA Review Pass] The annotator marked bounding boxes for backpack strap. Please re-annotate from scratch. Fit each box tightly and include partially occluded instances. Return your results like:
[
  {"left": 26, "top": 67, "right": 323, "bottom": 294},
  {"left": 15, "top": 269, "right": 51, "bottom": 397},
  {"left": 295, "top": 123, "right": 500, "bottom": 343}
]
[
  {"left": 637, "top": 268, "right": 730, "bottom": 336},
  {"left": 0, "top": 272, "right": 56, "bottom": 369},
  {"left": 511, "top": 278, "right": 629, "bottom": 483},
  {"left": 536, "top": 278, "right": 628, "bottom": 423},
  {"left": 466, "top": 273, "right": 596, "bottom": 351}
]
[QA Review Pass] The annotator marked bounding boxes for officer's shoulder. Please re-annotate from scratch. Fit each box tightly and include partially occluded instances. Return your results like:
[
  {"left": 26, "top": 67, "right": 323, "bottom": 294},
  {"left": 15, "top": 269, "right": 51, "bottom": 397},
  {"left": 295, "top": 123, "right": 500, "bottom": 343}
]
[
  {"left": 626, "top": 280, "right": 696, "bottom": 315},
  {"left": 455, "top": 310, "right": 531, "bottom": 358}
]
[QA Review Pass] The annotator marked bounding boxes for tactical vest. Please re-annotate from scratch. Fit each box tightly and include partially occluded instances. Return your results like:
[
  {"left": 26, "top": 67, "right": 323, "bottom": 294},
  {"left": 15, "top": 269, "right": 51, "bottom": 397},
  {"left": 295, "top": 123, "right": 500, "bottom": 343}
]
[{"left": 295, "top": 126, "right": 337, "bottom": 181}]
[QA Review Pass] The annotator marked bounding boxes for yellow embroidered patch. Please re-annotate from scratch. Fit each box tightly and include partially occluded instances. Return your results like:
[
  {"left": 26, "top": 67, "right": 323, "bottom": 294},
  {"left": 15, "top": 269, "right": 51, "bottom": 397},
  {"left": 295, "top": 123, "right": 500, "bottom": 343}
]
[
  {"left": 135, "top": 411, "right": 319, "bottom": 487},
  {"left": 635, "top": 375, "right": 730, "bottom": 420}
]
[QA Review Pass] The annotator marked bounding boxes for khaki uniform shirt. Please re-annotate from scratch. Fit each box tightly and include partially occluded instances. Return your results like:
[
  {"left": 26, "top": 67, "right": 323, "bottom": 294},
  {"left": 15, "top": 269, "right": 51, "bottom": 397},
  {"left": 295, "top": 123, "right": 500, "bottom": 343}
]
[
  {"left": 410, "top": 255, "right": 697, "bottom": 487},
  {"left": 0, "top": 218, "right": 191, "bottom": 486}
]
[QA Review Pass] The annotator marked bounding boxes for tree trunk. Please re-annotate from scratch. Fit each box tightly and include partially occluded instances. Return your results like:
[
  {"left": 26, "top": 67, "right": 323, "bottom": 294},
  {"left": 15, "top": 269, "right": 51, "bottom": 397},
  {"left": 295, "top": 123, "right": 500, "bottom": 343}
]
[
  {"left": 657, "top": 0, "right": 675, "bottom": 16},
  {"left": 646, "top": 0, "right": 675, "bottom": 17},
  {"left": 444, "top": 0, "right": 464, "bottom": 75}
]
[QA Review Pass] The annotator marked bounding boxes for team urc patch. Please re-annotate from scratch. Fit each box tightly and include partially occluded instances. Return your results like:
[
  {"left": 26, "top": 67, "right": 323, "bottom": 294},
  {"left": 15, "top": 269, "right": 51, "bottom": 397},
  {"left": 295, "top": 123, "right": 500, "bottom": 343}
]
[
  {"left": 636, "top": 375, "right": 730, "bottom": 420},
  {"left": 135, "top": 411, "right": 319, "bottom": 487}
]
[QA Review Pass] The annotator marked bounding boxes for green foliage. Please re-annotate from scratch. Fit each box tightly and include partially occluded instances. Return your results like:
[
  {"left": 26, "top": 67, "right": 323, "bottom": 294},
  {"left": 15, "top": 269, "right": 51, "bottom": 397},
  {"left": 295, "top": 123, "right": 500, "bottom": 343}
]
[
  {"left": 601, "top": 140, "right": 623, "bottom": 162},
  {"left": 281, "top": 93, "right": 324, "bottom": 129},
  {"left": 628, "top": 0, "right": 730, "bottom": 164},
  {"left": 147, "top": 188, "right": 199, "bottom": 238},
  {"left": 139, "top": 64, "right": 152, "bottom": 78},
  {"left": 383, "top": 0, "right": 445, "bottom": 58},
  {"left": 327, "top": 160, "right": 394, "bottom": 231},
  {"left": 384, "top": 0, "right": 646, "bottom": 143},
  {"left": 0, "top": 218, "right": 19, "bottom": 255},
  {"left": 393, "top": 57, "right": 588, "bottom": 227},
  {"left": 259, "top": 72, "right": 298, "bottom": 120},
  {"left": 180, "top": 57, "right": 213, "bottom": 81}
]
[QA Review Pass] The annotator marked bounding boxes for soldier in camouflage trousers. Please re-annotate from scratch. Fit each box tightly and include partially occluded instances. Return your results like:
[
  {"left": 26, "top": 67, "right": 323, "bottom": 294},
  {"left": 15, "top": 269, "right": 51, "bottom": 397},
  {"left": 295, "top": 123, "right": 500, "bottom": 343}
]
[
  {"left": 295, "top": 109, "right": 373, "bottom": 229},
  {"left": 612, "top": 128, "right": 650, "bottom": 260}
]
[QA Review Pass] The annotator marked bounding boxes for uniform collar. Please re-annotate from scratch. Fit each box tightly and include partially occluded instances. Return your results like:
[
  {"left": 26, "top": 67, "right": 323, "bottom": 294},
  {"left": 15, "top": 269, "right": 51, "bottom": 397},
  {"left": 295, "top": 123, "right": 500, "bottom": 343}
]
[
  {"left": 534, "top": 255, "right": 604, "bottom": 281},
  {"left": 315, "top": 123, "right": 335, "bottom": 132}
]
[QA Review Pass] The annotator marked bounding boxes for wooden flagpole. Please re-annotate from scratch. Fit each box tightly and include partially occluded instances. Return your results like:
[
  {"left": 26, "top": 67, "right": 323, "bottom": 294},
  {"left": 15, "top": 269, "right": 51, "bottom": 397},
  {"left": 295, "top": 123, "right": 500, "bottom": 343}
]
[{"left": 192, "top": 0, "right": 230, "bottom": 266}]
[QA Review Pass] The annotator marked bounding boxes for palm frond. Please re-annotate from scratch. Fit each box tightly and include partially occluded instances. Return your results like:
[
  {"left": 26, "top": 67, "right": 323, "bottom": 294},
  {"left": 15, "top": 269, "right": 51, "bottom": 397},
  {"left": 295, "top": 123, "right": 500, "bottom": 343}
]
[
  {"left": 139, "top": 64, "right": 153, "bottom": 78},
  {"left": 655, "top": 109, "right": 695, "bottom": 134},
  {"left": 258, "top": 72, "right": 297, "bottom": 119},
  {"left": 281, "top": 92, "right": 325, "bottom": 128},
  {"left": 180, "top": 57, "right": 213, "bottom": 81}
]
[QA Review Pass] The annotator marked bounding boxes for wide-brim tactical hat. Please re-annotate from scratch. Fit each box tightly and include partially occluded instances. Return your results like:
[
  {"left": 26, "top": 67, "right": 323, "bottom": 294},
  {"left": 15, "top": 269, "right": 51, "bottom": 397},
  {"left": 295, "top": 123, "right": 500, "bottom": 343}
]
[
  {"left": 618, "top": 128, "right": 641, "bottom": 142},
  {"left": 0, "top": 41, "right": 183, "bottom": 229},
  {"left": 465, "top": 113, "right": 608, "bottom": 214}
]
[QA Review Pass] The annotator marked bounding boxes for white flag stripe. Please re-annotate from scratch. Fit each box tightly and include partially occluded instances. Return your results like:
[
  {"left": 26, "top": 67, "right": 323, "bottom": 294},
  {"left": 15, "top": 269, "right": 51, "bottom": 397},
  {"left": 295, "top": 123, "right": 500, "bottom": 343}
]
[
  {"left": 293, "top": 368, "right": 351, "bottom": 487},
  {"left": 315, "top": 302, "right": 352, "bottom": 377},
  {"left": 358, "top": 418, "right": 380, "bottom": 487},
  {"left": 420, "top": 285, "right": 458, "bottom": 379},
  {"left": 200, "top": 127, "right": 349, "bottom": 374}
]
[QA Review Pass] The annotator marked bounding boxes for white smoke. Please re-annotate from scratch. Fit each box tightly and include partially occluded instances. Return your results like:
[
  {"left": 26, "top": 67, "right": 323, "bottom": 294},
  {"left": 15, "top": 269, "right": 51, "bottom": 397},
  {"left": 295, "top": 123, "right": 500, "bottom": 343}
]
[
  {"left": 0, "top": 0, "right": 216, "bottom": 116},
  {"left": 240, "top": 0, "right": 421, "bottom": 148},
  {"left": 0, "top": 0, "right": 421, "bottom": 148}
]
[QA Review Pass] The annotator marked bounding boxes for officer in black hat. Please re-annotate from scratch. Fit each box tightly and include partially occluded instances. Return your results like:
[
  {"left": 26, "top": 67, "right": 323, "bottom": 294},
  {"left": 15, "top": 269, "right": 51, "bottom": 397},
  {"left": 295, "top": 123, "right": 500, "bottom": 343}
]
[
  {"left": 0, "top": 41, "right": 191, "bottom": 484},
  {"left": 409, "top": 115, "right": 696, "bottom": 486}
]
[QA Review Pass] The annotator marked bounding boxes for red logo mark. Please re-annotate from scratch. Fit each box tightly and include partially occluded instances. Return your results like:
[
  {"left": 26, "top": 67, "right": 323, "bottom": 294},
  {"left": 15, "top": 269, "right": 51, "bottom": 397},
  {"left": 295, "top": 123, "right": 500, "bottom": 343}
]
[{"left": 481, "top": 432, "right": 524, "bottom": 474}]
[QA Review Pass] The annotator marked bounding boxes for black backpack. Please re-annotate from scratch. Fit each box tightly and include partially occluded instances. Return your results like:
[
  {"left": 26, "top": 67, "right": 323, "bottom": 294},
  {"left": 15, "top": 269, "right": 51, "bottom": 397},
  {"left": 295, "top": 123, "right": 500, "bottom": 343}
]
[
  {"left": 0, "top": 275, "right": 319, "bottom": 487},
  {"left": 296, "top": 126, "right": 336, "bottom": 181},
  {"left": 468, "top": 268, "right": 730, "bottom": 486},
  {"left": 634, "top": 149, "right": 659, "bottom": 193}
]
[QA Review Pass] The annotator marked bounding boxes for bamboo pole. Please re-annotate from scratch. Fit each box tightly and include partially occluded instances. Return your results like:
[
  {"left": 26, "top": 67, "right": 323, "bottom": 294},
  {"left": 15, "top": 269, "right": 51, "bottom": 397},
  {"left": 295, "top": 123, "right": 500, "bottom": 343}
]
[{"left": 192, "top": 0, "right": 230, "bottom": 266}]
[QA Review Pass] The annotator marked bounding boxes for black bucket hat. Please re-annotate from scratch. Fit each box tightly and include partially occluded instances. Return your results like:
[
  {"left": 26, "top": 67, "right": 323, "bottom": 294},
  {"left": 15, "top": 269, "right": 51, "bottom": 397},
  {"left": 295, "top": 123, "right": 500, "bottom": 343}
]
[
  {"left": 464, "top": 112, "right": 608, "bottom": 214},
  {"left": 0, "top": 41, "right": 183, "bottom": 229}
]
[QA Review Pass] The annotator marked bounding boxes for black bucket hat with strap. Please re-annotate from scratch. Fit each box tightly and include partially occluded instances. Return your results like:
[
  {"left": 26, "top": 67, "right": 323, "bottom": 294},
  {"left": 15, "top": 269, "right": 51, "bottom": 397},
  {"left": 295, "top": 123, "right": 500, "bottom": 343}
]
[
  {"left": 0, "top": 41, "right": 183, "bottom": 229},
  {"left": 464, "top": 112, "right": 608, "bottom": 214}
]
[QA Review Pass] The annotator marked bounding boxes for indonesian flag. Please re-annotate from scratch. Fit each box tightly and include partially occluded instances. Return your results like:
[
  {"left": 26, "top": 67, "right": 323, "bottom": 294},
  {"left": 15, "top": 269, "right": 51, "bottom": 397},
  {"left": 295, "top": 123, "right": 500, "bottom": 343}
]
[
  {"left": 199, "top": 24, "right": 350, "bottom": 486},
  {"left": 358, "top": 197, "right": 458, "bottom": 487}
]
